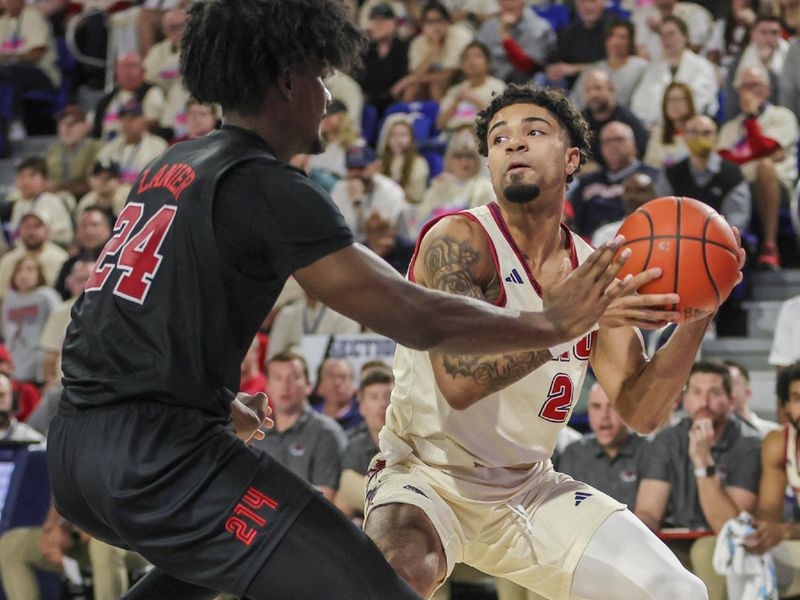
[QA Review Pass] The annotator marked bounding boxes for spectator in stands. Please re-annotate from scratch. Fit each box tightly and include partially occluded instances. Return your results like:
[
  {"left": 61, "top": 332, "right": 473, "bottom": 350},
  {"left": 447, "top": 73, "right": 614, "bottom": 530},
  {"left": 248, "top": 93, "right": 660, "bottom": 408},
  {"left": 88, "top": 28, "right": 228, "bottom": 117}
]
[
  {"left": 717, "top": 65, "right": 799, "bottom": 270},
  {"left": 558, "top": 383, "right": 647, "bottom": 508},
  {"left": 655, "top": 115, "right": 752, "bottom": 233},
  {"left": 313, "top": 358, "right": 362, "bottom": 431},
  {"left": 254, "top": 352, "right": 346, "bottom": 502},
  {"left": 336, "top": 364, "right": 393, "bottom": 520},
  {"left": 330, "top": 142, "right": 407, "bottom": 239},
  {"left": 740, "top": 363, "right": 800, "bottom": 597},
  {"left": 643, "top": 82, "right": 695, "bottom": 168},
  {"left": 169, "top": 97, "right": 219, "bottom": 145},
  {"left": 476, "top": 0, "right": 556, "bottom": 84},
  {"left": 546, "top": 0, "right": 612, "bottom": 89},
  {"left": 95, "top": 98, "right": 168, "bottom": 185},
  {"left": 0, "top": 0, "right": 60, "bottom": 143},
  {"left": 8, "top": 157, "right": 73, "bottom": 248},
  {"left": 92, "top": 52, "right": 166, "bottom": 142},
  {"left": 769, "top": 294, "right": 800, "bottom": 373},
  {"left": 392, "top": 1, "right": 472, "bottom": 102},
  {"left": 307, "top": 99, "right": 360, "bottom": 183},
  {"left": 591, "top": 172, "right": 655, "bottom": 247},
  {"left": 0, "top": 344, "right": 39, "bottom": 423},
  {"left": 53, "top": 207, "right": 111, "bottom": 300},
  {"left": 705, "top": 0, "right": 759, "bottom": 68},
  {"left": 377, "top": 115, "right": 430, "bottom": 205},
  {"left": 581, "top": 68, "right": 649, "bottom": 165},
  {"left": 362, "top": 212, "right": 415, "bottom": 275},
  {"left": 357, "top": 3, "right": 409, "bottom": 118},
  {"left": 635, "top": 361, "right": 761, "bottom": 598},
  {"left": 436, "top": 41, "right": 506, "bottom": 133},
  {"left": 631, "top": 17, "right": 718, "bottom": 127},
  {"left": 0, "top": 212, "right": 66, "bottom": 299},
  {"left": 44, "top": 106, "right": 102, "bottom": 200},
  {"left": 0, "top": 372, "right": 42, "bottom": 442},
  {"left": 266, "top": 291, "right": 360, "bottom": 360},
  {"left": 570, "top": 121, "right": 657, "bottom": 239},
  {"left": 416, "top": 133, "right": 493, "bottom": 230},
  {"left": 325, "top": 70, "right": 364, "bottom": 133},
  {"left": 137, "top": 0, "right": 184, "bottom": 56},
  {"left": 1, "top": 254, "right": 60, "bottom": 384},
  {"left": 40, "top": 260, "right": 92, "bottom": 390},
  {"left": 570, "top": 20, "right": 649, "bottom": 111},
  {"left": 778, "top": 0, "right": 800, "bottom": 36},
  {"left": 723, "top": 14, "right": 787, "bottom": 118},
  {"left": 724, "top": 359, "right": 779, "bottom": 439},
  {"left": 75, "top": 161, "right": 128, "bottom": 222},
  {"left": 143, "top": 7, "right": 186, "bottom": 94},
  {"left": 240, "top": 334, "right": 268, "bottom": 397},
  {"left": 358, "top": 0, "right": 416, "bottom": 42},
  {"left": 0, "top": 501, "right": 149, "bottom": 600},
  {"left": 633, "top": 0, "right": 713, "bottom": 60},
  {"left": 780, "top": 38, "right": 800, "bottom": 117}
]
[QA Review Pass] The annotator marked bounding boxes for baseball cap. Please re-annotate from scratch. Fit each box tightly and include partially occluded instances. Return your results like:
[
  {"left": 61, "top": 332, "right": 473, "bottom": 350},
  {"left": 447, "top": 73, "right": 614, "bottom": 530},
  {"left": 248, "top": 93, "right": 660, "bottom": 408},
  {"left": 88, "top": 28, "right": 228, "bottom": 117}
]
[
  {"left": 118, "top": 98, "right": 144, "bottom": 117},
  {"left": 345, "top": 143, "right": 377, "bottom": 169},
  {"left": 19, "top": 210, "right": 50, "bottom": 228},
  {"left": 369, "top": 3, "right": 395, "bottom": 19},
  {"left": 92, "top": 161, "right": 121, "bottom": 177},
  {"left": 326, "top": 99, "right": 348, "bottom": 116},
  {"left": 57, "top": 104, "right": 86, "bottom": 122}
]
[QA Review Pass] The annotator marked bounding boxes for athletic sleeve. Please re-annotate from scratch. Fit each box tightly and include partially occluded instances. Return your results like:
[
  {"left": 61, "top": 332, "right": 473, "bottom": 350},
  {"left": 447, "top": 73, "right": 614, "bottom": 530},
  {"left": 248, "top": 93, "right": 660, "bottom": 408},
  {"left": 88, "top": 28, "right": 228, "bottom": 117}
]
[{"left": 214, "top": 160, "right": 355, "bottom": 281}]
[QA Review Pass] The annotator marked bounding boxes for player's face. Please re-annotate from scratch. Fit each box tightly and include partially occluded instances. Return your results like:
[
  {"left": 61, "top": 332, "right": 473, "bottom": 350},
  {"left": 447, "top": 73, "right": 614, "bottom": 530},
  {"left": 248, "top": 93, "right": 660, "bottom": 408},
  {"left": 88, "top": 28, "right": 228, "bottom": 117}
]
[
  {"left": 266, "top": 360, "right": 310, "bottom": 412},
  {"left": 359, "top": 382, "right": 392, "bottom": 434},
  {"left": 785, "top": 381, "right": 800, "bottom": 427},
  {"left": 587, "top": 387, "right": 627, "bottom": 447},
  {"left": 486, "top": 103, "right": 578, "bottom": 205},
  {"left": 683, "top": 372, "right": 732, "bottom": 428},
  {"left": 291, "top": 65, "right": 332, "bottom": 156}
]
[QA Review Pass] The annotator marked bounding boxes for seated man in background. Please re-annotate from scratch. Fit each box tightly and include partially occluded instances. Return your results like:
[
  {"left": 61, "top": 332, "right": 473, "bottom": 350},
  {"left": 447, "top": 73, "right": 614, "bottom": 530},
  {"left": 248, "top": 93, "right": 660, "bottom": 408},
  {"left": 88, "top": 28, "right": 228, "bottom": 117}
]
[
  {"left": 313, "top": 358, "right": 361, "bottom": 432},
  {"left": 0, "top": 500, "right": 149, "bottom": 600},
  {"left": 655, "top": 115, "right": 752, "bottom": 234},
  {"left": 362, "top": 212, "right": 415, "bottom": 275},
  {"left": 635, "top": 361, "right": 762, "bottom": 600},
  {"left": 0, "top": 211, "right": 67, "bottom": 299},
  {"left": 53, "top": 207, "right": 111, "bottom": 300},
  {"left": 724, "top": 360, "right": 779, "bottom": 439},
  {"left": 75, "top": 162, "right": 129, "bottom": 222},
  {"left": 336, "top": 363, "right": 394, "bottom": 521},
  {"left": 590, "top": 172, "right": 655, "bottom": 247},
  {"left": 44, "top": 106, "right": 102, "bottom": 200},
  {"left": 742, "top": 362, "right": 800, "bottom": 597},
  {"left": 557, "top": 382, "right": 647, "bottom": 509},
  {"left": 253, "top": 352, "right": 347, "bottom": 502},
  {"left": 717, "top": 65, "right": 799, "bottom": 270},
  {"left": 569, "top": 121, "right": 657, "bottom": 240}
]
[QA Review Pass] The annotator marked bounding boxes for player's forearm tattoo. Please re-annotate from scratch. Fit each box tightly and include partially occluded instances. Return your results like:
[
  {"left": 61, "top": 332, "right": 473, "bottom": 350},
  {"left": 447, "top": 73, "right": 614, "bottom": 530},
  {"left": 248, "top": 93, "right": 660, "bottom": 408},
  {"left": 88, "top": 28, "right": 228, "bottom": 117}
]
[
  {"left": 439, "top": 350, "right": 552, "bottom": 393},
  {"left": 424, "top": 237, "right": 484, "bottom": 299}
]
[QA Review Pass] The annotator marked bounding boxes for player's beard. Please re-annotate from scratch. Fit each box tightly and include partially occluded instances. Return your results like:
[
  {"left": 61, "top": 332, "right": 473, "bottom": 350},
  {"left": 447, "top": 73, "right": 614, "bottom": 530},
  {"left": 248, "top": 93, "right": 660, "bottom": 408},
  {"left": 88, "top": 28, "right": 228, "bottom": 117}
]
[
  {"left": 504, "top": 182, "right": 541, "bottom": 204},
  {"left": 309, "top": 132, "right": 325, "bottom": 155}
]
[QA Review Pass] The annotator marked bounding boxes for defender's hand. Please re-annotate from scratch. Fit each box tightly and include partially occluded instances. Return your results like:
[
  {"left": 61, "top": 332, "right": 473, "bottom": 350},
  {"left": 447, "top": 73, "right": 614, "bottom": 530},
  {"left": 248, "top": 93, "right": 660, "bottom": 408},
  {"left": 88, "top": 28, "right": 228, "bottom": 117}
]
[
  {"left": 543, "top": 236, "right": 631, "bottom": 340},
  {"left": 600, "top": 268, "right": 681, "bottom": 329},
  {"left": 231, "top": 392, "right": 273, "bottom": 443}
]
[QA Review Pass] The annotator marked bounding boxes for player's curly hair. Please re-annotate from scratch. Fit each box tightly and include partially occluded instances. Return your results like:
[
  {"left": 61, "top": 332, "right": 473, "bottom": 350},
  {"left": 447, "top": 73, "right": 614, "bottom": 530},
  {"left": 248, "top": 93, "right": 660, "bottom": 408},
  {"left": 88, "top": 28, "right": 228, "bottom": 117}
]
[
  {"left": 474, "top": 85, "right": 591, "bottom": 183},
  {"left": 777, "top": 362, "right": 800, "bottom": 407},
  {"left": 181, "top": 0, "right": 365, "bottom": 116}
]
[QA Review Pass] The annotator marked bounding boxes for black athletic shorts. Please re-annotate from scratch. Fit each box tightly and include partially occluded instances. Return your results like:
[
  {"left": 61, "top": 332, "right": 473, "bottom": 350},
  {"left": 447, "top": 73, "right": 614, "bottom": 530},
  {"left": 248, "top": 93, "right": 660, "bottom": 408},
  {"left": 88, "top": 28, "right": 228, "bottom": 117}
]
[{"left": 47, "top": 399, "right": 313, "bottom": 597}]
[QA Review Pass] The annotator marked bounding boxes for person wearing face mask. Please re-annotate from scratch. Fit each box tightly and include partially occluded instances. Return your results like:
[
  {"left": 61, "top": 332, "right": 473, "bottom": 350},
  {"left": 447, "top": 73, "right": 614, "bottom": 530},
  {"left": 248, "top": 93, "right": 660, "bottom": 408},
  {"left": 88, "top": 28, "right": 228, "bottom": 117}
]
[{"left": 655, "top": 114, "right": 751, "bottom": 234}]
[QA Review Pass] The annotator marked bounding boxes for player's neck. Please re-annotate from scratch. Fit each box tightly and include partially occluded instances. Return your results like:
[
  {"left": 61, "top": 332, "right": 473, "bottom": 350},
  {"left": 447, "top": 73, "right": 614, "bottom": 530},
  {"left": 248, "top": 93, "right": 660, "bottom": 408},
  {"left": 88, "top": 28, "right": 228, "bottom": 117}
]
[
  {"left": 496, "top": 197, "right": 566, "bottom": 269},
  {"left": 224, "top": 113, "right": 294, "bottom": 163}
]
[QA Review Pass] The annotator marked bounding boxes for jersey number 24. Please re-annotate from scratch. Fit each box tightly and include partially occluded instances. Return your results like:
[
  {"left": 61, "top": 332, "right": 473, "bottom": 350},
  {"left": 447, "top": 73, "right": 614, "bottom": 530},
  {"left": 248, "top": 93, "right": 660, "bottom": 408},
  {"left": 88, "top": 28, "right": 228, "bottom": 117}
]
[{"left": 85, "top": 202, "right": 177, "bottom": 304}]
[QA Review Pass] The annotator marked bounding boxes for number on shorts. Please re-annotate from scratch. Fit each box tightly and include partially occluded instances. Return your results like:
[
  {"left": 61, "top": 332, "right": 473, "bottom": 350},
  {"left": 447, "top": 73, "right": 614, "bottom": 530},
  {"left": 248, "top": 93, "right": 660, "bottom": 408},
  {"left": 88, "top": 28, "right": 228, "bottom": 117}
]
[
  {"left": 539, "top": 373, "right": 574, "bottom": 423},
  {"left": 85, "top": 202, "right": 176, "bottom": 304}
]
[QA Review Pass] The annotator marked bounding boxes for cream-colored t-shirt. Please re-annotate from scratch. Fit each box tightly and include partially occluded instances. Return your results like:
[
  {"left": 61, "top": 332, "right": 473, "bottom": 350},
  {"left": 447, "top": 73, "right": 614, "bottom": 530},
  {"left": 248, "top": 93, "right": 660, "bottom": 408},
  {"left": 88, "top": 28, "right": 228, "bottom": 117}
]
[
  {"left": 408, "top": 23, "right": 473, "bottom": 72},
  {"left": 98, "top": 87, "right": 166, "bottom": 141},
  {"left": 143, "top": 38, "right": 181, "bottom": 92},
  {"left": 0, "top": 7, "right": 60, "bottom": 86},
  {"left": 9, "top": 192, "right": 74, "bottom": 247},
  {"left": 0, "top": 243, "right": 68, "bottom": 300},
  {"left": 96, "top": 132, "right": 168, "bottom": 184}
]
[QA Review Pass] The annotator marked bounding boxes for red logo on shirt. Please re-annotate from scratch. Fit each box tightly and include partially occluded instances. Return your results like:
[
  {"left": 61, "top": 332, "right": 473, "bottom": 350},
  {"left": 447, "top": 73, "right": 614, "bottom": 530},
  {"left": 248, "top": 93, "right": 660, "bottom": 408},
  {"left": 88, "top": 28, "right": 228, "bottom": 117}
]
[{"left": 137, "top": 163, "right": 196, "bottom": 201}]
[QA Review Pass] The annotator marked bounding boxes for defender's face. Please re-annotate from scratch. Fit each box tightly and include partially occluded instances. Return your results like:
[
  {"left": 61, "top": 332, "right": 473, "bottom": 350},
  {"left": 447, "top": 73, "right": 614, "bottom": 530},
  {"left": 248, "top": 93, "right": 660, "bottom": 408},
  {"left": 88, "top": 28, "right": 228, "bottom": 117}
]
[
  {"left": 485, "top": 103, "right": 577, "bottom": 203},
  {"left": 291, "top": 65, "right": 332, "bottom": 156}
]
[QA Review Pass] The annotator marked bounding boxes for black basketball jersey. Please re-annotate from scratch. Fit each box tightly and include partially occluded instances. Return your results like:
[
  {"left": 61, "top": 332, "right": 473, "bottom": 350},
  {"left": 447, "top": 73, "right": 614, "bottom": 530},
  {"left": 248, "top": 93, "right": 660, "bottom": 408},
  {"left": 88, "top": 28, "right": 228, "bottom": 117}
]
[{"left": 61, "top": 127, "right": 353, "bottom": 415}]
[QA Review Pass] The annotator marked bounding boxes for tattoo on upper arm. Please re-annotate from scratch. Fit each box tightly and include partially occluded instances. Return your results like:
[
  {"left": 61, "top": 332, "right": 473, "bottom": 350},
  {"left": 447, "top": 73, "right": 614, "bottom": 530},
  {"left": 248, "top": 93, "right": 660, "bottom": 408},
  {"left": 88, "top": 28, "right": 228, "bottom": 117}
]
[
  {"left": 424, "top": 237, "right": 484, "bottom": 299},
  {"left": 437, "top": 350, "right": 553, "bottom": 393}
]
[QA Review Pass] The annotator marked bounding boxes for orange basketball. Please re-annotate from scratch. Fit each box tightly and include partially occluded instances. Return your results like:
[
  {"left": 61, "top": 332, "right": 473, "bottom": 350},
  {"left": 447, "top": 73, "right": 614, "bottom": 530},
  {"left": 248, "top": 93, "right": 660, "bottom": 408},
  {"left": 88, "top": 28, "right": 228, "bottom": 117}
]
[{"left": 614, "top": 197, "right": 740, "bottom": 322}]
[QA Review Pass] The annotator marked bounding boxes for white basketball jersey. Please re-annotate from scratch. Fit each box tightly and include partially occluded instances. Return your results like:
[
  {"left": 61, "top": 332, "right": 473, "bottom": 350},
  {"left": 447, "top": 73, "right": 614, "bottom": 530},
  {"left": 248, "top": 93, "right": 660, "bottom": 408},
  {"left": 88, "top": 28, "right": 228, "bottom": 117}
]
[{"left": 381, "top": 202, "right": 598, "bottom": 470}]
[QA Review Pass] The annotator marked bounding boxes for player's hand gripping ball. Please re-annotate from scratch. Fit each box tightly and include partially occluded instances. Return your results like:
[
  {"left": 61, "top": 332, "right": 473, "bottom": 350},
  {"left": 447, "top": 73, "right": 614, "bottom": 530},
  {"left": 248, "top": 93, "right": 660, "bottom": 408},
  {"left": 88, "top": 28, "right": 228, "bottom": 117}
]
[{"left": 613, "top": 197, "right": 740, "bottom": 322}]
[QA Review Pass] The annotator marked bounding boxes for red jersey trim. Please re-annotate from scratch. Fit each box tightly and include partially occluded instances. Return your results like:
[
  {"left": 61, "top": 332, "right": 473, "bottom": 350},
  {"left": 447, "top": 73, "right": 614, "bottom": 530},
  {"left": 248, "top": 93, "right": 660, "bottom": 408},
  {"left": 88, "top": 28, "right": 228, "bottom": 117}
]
[
  {"left": 407, "top": 209, "right": 507, "bottom": 308},
  {"left": 486, "top": 202, "right": 578, "bottom": 299}
]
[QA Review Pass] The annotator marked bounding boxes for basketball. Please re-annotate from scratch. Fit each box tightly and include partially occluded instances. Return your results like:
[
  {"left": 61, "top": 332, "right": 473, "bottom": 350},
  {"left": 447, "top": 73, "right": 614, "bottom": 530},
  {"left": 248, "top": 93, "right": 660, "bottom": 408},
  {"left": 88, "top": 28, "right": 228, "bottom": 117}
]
[{"left": 614, "top": 197, "right": 740, "bottom": 322}]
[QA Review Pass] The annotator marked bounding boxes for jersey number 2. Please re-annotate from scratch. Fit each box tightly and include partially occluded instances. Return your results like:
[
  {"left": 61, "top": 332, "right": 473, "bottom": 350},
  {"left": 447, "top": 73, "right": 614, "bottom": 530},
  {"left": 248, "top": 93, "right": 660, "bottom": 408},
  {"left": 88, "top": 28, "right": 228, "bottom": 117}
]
[
  {"left": 85, "top": 202, "right": 177, "bottom": 304},
  {"left": 538, "top": 373, "right": 574, "bottom": 423}
]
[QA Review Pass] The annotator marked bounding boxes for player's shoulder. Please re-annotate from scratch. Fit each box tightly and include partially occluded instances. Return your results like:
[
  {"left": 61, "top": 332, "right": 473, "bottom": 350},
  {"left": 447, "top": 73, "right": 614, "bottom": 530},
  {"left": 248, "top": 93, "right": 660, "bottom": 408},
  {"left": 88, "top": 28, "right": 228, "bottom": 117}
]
[
  {"left": 420, "top": 211, "right": 491, "bottom": 249},
  {"left": 762, "top": 427, "right": 786, "bottom": 459}
]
